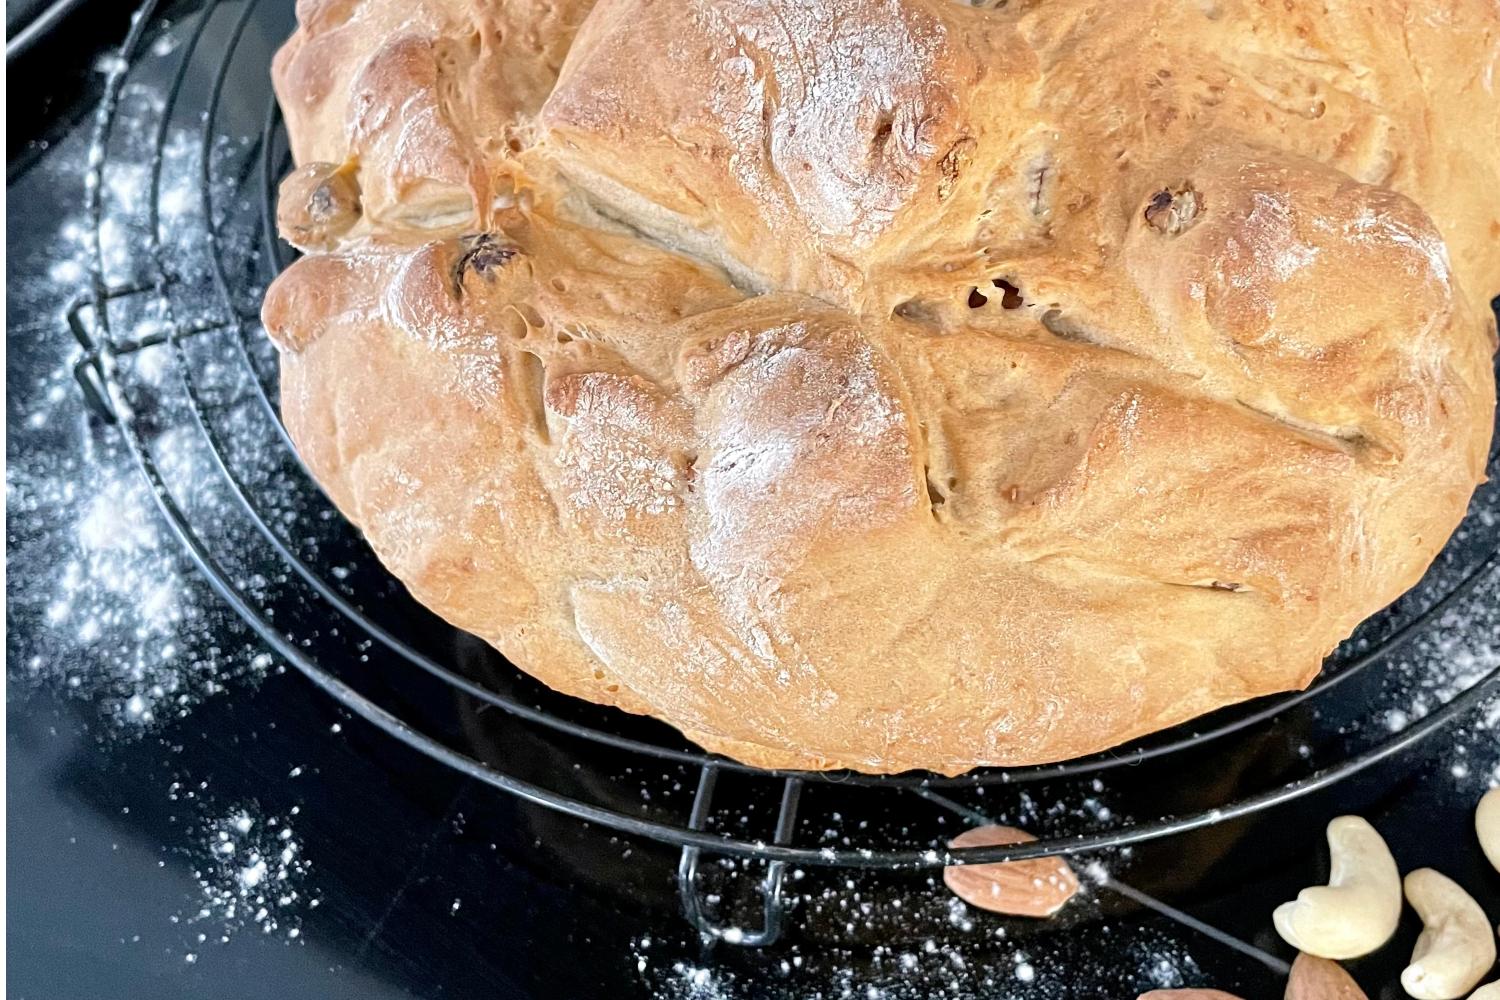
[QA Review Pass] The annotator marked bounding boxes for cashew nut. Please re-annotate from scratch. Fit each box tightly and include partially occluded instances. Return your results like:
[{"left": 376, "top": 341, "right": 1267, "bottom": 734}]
[
  {"left": 1468, "top": 985, "right": 1500, "bottom": 1000},
  {"left": 1478, "top": 790, "right": 1500, "bottom": 874},
  {"left": 1401, "top": 868, "right": 1497, "bottom": 1000},
  {"left": 1272, "top": 816, "right": 1401, "bottom": 959}
]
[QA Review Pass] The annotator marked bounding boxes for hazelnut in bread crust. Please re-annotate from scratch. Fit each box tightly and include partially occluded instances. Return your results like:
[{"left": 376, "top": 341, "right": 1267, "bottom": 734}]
[{"left": 263, "top": 0, "right": 1499, "bottom": 774}]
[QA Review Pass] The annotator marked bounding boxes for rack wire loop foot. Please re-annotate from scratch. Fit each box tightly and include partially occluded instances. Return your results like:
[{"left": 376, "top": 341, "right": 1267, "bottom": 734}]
[{"left": 678, "top": 768, "right": 805, "bottom": 946}]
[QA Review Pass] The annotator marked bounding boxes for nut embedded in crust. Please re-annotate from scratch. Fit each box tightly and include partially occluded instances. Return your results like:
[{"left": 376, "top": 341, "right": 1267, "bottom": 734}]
[
  {"left": 276, "top": 161, "right": 362, "bottom": 252},
  {"left": 451, "top": 233, "right": 521, "bottom": 298},
  {"left": 1144, "top": 184, "right": 1201, "bottom": 235}
]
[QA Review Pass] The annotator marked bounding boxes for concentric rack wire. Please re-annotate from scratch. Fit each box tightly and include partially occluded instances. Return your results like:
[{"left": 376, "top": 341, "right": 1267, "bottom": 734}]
[{"left": 70, "top": 0, "right": 1500, "bottom": 946}]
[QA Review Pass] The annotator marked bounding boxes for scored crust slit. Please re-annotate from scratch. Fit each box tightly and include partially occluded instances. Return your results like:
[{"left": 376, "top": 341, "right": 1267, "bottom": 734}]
[{"left": 262, "top": 0, "right": 1500, "bottom": 775}]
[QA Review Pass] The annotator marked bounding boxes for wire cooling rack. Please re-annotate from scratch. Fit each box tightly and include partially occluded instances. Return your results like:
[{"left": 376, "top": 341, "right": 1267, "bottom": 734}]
[{"left": 67, "top": 0, "right": 1500, "bottom": 945}]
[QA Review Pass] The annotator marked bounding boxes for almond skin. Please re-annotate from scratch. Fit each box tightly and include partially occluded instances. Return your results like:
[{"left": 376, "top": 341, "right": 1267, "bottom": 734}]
[
  {"left": 1137, "top": 991, "right": 1246, "bottom": 1000},
  {"left": 942, "top": 824, "right": 1080, "bottom": 918},
  {"left": 1285, "top": 953, "right": 1369, "bottom": 1000}
]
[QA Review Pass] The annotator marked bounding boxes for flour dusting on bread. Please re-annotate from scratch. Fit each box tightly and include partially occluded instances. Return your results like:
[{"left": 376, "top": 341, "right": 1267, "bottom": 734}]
[{"left": 264, "top": 0, "right": 1500, "bottom": 774}]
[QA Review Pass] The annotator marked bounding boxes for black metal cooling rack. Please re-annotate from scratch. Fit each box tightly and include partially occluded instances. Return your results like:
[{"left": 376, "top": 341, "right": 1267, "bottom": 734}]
[{"left": 67, "top": 0, "right": 1500, "bottom": 946}]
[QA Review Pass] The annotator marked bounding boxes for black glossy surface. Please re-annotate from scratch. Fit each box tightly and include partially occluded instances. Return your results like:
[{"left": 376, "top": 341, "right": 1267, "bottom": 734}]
[{"left": 8, "top": 6, "right": 1500, "bottom": 998}]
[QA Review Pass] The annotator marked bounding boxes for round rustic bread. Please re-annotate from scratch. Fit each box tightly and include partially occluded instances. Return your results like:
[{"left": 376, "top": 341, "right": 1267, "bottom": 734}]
[{"left": 263, "top": 0, "right": 1499, "bottom": 774}]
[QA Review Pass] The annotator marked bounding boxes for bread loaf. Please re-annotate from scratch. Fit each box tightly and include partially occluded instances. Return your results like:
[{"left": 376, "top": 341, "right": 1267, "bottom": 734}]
[{"left": 264, "top": 0, "right": 1499, "bottom": 774}]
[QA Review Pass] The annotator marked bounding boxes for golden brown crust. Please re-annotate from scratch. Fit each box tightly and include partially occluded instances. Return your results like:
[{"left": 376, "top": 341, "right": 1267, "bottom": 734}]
[{"left": 264, "top": 0, "right": 1498, "bottom": 774}]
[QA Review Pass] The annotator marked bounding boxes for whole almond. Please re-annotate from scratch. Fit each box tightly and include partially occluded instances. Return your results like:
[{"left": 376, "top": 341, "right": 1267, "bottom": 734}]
[
  {"left": 1137, "top": 991, "right": 1246, "bottom": 1000},
  {"left": 1285, "top": 953, "right": 1369, "bottom": 1000},
  {"left": 941, "top": 824, "right": 1080, "bottom": 918}
]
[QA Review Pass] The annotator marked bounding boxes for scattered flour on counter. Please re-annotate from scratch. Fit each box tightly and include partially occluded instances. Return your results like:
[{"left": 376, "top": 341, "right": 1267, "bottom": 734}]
[
  {"left": 663, "top": 962, "right": 738, "bottom": 1000},
  {"left": 633, "top": 921, "right": 1209, "bottom": 1000},
  {"left": 1375, "top": 568, "right": 1500, "bottom": 792},
  {"left": 7, "top": 449, "right": 271, "bottom": 729},
  {"left": 172, "top": 800, "right": 318, "bottom": 952},
  {"left": 7, "top": 78, "right": 288, "bottom": 734}
]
